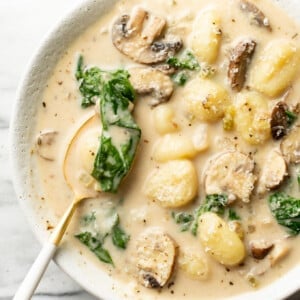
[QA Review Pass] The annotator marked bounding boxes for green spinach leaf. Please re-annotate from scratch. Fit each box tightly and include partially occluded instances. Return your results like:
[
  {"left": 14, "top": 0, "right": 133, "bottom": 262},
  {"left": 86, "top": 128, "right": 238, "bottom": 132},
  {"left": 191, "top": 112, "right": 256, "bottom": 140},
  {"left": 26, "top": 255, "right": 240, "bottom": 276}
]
[
  {"left": 75, "top": 232, "right": 113, "bottom": 265},
  {"left": 269, "top": 192, "right": 300, "bottom": 235},
  {"left": 76, "top": 55, "right": 141, "bottom": 193},
  {"left": 228, "top": 208, "right": 241, "bottom": 221},
  {"left": 167, "top": 51, "right": 200, "bottom": 70}
]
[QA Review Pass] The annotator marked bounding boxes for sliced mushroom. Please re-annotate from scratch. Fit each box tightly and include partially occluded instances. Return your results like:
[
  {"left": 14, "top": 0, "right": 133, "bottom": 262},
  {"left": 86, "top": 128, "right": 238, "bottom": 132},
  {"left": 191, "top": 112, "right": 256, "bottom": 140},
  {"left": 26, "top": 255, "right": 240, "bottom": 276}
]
[
  {"left": 153, "top": 64, "right": 176, "bottom": 75},
  {"left": 240, "top": 0, "right": 271, "bottom": 31},
  {"left": 112, "top": 7, "right": 182, "bottom": 64},
  {"left": 204, "top": 151, "right": 256, "bottom": 203},
  {"left": 269, "top": 239, "right": 290, "bottom": 266},
  {"left": 258, "top": 150, "right": 287, "bottom": 193},
  {"left": 228, "top": 39, "right": 256, "bottom": 91},
  {"left": 280, "top": 126, "right": 300, "bottom": 164},
  {"left": 270, "top": 101, "right": 289, "bottom": 140},
  {"left": 129, "top": 67, "right": 173, "bottom": 106},
  {"left": 135, "top": 228, "right": 176, "bottom": 288},
  {"left": 35, "top": 130, "right": 58, "bottom": 161},
  {"left": 250, "top": 240, "right": 274, "bottom": 260}
]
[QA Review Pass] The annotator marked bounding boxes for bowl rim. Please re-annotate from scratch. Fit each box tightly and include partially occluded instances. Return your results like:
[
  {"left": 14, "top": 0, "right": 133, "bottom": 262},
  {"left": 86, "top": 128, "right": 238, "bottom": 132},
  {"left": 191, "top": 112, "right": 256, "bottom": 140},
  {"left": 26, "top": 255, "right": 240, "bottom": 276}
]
[{"left": 9, "top": 0, "right": 300, "bottom": 299}]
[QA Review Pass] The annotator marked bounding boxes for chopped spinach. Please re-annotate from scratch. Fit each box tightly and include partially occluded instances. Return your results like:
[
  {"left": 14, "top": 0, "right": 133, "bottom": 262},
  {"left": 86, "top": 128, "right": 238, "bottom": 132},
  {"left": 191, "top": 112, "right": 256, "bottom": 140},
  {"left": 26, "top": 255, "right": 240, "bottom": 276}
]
[
  {"left": 172, "top": 194, "right": 229, "bottom": 236},
  {"left": 167, "top": 51, "right": 200, "bottom": 70},
  {"left": 171, "top": 211, "right": 194, "bottom": 232},
  {"left": 285, "top": 110, "right": 297, "bottom": 127},
  {"left": 75, "top": 211, "right": 130, "bottom": 265},
  {"left": 112, "top": 225, "right": 130, "bottom": 249},
  {"left": 75, "top": 55, "right": 141, "bottom": 193},
  {"left": 268, "top": 192, "right": 300, "bottom": 235},
  {"left": 82, "top": 211, "right": 96, "bottom": 226},
  {"left": 75, "top": 231, "right": 113, "bottom": 265},
  {"left": 171, "top": 71, "right": 188, "bottom": 86},
  {"left": 228, "top": 208, "right": 241, "bottom": 221}
]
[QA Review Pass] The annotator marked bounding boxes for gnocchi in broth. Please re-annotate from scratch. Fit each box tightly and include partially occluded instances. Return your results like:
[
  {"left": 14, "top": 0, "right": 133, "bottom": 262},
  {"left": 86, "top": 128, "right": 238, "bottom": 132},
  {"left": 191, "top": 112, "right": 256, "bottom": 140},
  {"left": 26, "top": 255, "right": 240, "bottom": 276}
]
[{"left": 33, "top": 0, "right": 300, "bottom": 298}]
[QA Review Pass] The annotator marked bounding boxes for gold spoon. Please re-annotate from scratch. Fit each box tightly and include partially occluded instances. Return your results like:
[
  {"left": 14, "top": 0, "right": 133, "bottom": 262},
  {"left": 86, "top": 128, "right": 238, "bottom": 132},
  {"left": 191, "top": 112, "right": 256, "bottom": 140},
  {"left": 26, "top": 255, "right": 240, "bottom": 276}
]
[{"left": 14, "top": 113, "right": 101, "bottom": 300}]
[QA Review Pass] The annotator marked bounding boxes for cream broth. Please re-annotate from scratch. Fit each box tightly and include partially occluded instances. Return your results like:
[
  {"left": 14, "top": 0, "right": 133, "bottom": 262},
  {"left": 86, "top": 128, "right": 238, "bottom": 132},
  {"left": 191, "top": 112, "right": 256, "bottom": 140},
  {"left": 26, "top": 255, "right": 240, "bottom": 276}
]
[{"left": 32, "top": 0, "right": 300, "bottom": 299}]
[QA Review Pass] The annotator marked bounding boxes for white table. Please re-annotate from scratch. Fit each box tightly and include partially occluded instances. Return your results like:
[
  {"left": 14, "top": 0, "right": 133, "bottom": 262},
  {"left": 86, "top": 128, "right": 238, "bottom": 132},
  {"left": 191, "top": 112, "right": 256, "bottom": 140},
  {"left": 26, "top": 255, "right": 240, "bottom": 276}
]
[
  {"left": 0, "top": 1, "right": 299, "bottom": 300},
  {"left": 0, "top": 1, "right": 96, "bottom": 299}
]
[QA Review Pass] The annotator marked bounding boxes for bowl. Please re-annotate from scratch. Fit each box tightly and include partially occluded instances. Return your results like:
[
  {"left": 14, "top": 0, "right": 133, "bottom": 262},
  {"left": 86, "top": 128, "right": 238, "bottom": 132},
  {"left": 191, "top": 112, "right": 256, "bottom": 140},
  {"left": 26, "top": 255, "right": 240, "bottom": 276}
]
[{"left": 10, "top": 0, "right": 300, "bottom": 299}]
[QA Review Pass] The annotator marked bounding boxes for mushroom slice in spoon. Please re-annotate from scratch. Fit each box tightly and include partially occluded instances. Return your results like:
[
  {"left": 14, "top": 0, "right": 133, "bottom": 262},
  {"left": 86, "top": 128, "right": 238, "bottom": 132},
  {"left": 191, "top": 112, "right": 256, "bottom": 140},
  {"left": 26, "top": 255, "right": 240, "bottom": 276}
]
[
  {"left": 204, "top": 151, "right": 256, "bottom": 203},
  {"left": 112, "top": 7, "right": 182, "bottom": 64},
  {"left": 281, "top": 126, "right": 300, "bottom": 164},
  {"left": 129, "top": 67, "right": 174, "bottom": 106},
  {"left": 135, "top": 228, "right": 176, "bottom": 288}
]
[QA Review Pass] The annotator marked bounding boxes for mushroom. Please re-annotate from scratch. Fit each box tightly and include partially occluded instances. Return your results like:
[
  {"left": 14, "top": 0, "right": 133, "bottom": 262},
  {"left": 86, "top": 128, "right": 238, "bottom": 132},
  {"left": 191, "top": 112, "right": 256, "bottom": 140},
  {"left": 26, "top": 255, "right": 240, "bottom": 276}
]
[
  {"left": 35, "top": 130, "right": 58, "bottom": 161},
  {"left": 204, "top": 151, "right": 256, "bottom": 203},
  {"left": 228, "top": 39, "right": 256, "bottom": 91},
  {"left": 129, "top": 67, "right": 174, "bottom": 106},
  {"left": 250, "top": 240, "right": 274, "bottom": 260},
  {"left": 280, "top": 126, "right": 300, "bottom": 164},
  {"left": 257, "top": 150, "right": 287, "bottom": 193},
  {"left": 112, "top": 7, "right": 182, "bottom": 64},
  {"left": 135, "top": 228, "right": 176, "bottom": 288},
  {"left": 239, "top": 0, "right": 271, "bottom": 31},
  {"left": 270, "top": 101, "right": 289, "bottom": 140}
]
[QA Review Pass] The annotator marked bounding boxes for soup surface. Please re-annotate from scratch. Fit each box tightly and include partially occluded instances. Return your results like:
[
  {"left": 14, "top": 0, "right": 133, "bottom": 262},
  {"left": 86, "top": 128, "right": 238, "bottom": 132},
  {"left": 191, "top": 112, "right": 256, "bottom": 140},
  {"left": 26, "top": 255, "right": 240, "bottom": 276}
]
[{"left": 32, "top": 0, "right": 300, "bottom": 299}]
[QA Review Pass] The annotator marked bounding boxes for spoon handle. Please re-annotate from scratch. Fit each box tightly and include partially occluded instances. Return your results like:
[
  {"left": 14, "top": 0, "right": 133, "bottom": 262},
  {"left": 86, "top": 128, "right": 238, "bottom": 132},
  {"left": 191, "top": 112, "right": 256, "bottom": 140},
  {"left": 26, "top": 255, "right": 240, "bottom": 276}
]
[
  {"left": 13, "top": 241, "right": 57, "bottom": 300},
  {"left": 13, "top": 201, "right": 78, "bottom": 300}
]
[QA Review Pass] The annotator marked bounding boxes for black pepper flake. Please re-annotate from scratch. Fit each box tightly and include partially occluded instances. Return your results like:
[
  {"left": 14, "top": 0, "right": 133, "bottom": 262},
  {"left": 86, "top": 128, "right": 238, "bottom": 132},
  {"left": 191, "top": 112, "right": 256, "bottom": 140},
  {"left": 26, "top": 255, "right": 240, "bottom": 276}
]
[
  {"left": 167, "top": 282, "right": 175, "bottom": 289},
  {"left": 229, "top": 281, "right": 234, "bottom": 286},
  {"left": 42, "top": 101, "right": 47, "bottom": 108}
]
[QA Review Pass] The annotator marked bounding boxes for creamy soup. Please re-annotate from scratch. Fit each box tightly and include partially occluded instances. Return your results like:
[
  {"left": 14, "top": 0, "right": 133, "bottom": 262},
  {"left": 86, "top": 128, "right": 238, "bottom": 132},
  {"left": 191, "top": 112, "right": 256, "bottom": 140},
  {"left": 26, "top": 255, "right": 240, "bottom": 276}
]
[{"left": 32, "top": 0, "right": 300, "bottom": 299}]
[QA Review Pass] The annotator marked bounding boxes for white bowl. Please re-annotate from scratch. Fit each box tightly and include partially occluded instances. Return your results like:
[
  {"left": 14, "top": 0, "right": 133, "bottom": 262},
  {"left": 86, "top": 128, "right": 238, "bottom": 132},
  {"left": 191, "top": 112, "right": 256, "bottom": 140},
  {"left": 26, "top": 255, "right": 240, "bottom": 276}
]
[{"left": 10, "top": 0, "right": 300, "bottom": 299}]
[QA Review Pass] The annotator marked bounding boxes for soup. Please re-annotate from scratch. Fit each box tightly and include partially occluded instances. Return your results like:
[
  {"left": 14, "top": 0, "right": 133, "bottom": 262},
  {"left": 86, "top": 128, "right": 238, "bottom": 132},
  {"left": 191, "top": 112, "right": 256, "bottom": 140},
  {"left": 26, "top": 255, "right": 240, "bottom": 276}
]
[{"left": 32, "top": 0, "right": 300, "bottom": 298}]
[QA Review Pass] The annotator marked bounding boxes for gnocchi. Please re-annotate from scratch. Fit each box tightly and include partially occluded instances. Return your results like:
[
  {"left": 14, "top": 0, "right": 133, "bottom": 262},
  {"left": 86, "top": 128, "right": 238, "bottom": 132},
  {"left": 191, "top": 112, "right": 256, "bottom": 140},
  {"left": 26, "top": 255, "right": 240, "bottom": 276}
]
[
  {"left": 153, "top": 105, "right": 178, "bottom": 134},
  {"left": 189, "top": 8, "right": 222, "bottom": 63},
  {"left": 153, "top": 134, "right": 198, "bottom": 162},
  {"left": 234, "top": 91, "right": 271, "bottom": 145},
  {"left": 249, "top": 40, "right": 300, "bottom": 97},
  {"left": 144, "top": 160, "right": 198, "bottom": 208},
  {"left": 185, "top": 79, "right": 230, "bottom": 122},
  {"left": 198, "top": 212, "right": 246, "bottom": 266},
  {"left": 178, "top": 249, "right": 210, "bottom": 280}
]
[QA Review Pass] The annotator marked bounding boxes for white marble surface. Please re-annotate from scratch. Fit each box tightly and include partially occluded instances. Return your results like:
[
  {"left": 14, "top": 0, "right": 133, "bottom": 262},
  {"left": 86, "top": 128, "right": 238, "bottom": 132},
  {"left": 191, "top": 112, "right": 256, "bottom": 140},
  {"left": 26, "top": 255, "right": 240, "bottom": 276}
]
[
  {"left": 0, "top": 1, "right": 96, "bottom": 299},
  {"left": 1, "top": 1, "right": 300, "bottom": 300}
]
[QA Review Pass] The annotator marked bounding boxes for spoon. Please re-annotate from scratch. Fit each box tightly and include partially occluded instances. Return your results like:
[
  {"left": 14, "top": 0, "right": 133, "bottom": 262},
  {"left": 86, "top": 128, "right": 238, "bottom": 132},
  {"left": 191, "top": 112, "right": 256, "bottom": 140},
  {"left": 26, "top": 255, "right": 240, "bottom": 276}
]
[{"left": 13, "top": 114, "right": 100, "bottom": 300}]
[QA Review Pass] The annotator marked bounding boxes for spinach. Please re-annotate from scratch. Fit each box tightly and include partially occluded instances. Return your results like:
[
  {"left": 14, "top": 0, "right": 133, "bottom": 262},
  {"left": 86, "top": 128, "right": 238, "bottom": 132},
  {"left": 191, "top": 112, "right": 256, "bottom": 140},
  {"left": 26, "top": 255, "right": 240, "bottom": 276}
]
[
  {"left": 172, "top": 194, "right": 229, "bottom": 236},
  {"left": 92, "top": 74, "right": 141, "bottom": 192},
  {"left": 268, "top": 192, "right": 300, "bottom": 235},
  {"left": 75, "top": 55, "right": 141, "bottom": 193},
  {"left": 75, "top": 232, "right": 113, "bottom": 265},
  {"left": 171, "top": 211, "right": 194, "bottom": 232},
  {"left": 167, "top": 51, "right": 200, "bottom": 70},
  {"left": 112, "top": 225, "right": 130, "bottom": 249},
  {"left": 171, "top": 71, "right": 188, "bottom": 86},
  {"left": 285, "top": 110, "right": 297, "bottom": 127},
  {"left": 228, "top": 208, "right": 241, "bottom": 221},
  {"left": 76, "top": 211, "right": 130, "bottom": 265},
  {"left": 82, "top": 211, "right": 96, "bottom": 226},
  {"left": 111, "top": 213, "right": 130, "bottom": 249}
]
